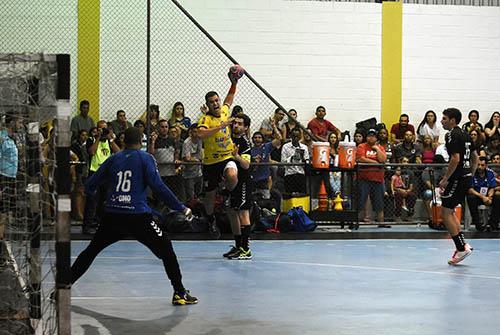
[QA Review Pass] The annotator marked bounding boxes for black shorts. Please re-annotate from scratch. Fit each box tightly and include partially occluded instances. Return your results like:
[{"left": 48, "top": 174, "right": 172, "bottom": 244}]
[
  {"left": 230, "top": 177, "right": 253, "bottom": 210},
  {"left": 202, "top": 158, "right": 236, "bottom": 192},
  {"left": 441, "top": 176, "right": 471, "bottom": 209}
]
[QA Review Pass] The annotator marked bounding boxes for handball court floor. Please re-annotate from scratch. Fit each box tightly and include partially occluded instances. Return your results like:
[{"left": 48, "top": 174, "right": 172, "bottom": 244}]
[{"left": 66, "top": 239, "right": 500, "bottom": 335}]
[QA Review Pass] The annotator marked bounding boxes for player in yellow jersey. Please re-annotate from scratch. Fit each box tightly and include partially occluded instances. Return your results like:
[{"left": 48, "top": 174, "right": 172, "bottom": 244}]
[{"left": 197, "top": 71, "right": 240, "bottom": 238}]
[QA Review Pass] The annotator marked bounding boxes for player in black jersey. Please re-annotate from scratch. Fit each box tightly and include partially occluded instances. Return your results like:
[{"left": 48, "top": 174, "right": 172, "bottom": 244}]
[
  {"left": 439, "top": 108, "right": 478, "bottom": 265},
  {"left": 223, "top": 113, "right": 253, "bottom": 260}
]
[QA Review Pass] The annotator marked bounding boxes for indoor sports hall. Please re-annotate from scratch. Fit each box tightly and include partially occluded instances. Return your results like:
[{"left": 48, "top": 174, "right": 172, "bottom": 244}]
[{"left": 2, "top": 1, "right": 500, "bottom": 334}]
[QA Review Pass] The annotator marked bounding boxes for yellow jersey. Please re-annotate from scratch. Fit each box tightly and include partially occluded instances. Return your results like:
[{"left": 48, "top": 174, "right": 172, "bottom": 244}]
[{"left": 198, "top": 105, "right": 234, "bottom": 165}]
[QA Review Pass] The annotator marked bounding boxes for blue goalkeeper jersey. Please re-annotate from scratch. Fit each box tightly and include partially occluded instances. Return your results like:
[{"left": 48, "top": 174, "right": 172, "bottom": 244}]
[{"left": 85, "top": 149, "right": 185, "bottom": 214}]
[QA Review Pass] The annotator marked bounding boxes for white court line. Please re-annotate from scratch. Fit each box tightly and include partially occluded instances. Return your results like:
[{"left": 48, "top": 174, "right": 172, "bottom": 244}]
[
  {"left": 257, "top": 260, "right": 500, "bottom": 281},
  {"left": 62, "top": 256, "right": 500, "bottom": 281}
]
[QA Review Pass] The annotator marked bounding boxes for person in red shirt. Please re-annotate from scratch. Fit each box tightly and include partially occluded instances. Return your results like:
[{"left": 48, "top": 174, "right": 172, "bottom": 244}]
[
  {"left": 357, "top": 129, "right": 388, "bottom": 226},
  {"left": 390, "top": 114, "right": 415, "bottom": 144},
  {"left": 307, "top": 106, "right": 340, "bottom": 142}
]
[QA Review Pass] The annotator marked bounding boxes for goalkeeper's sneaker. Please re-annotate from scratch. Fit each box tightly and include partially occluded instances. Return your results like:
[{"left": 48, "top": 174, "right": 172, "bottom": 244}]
[
  {"left": 223, "top": 245, "right": 239, "bottom": 258},
  {"left": 448, "top": 243, "right": 473, "bottom": 265},
  {"left": 228, "top": 247, "right": 252, "bottom": 260},
  {"left": 172, "top": 290, "right": 198, "bottom": 305}
]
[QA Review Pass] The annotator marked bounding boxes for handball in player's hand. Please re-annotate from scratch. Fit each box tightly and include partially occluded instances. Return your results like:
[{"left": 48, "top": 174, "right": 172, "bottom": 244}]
[
  {"left": 228, "top": 64, "right": 244, "bottom": 83},
  {"left": 183, "top": 207, "right": 193, "bottom": 222}
]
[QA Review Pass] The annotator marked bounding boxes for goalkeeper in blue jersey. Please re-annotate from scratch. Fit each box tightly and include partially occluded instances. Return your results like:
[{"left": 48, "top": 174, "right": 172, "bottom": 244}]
[{"left": 70, "top": 127, "right": 197, "bottom": 305}]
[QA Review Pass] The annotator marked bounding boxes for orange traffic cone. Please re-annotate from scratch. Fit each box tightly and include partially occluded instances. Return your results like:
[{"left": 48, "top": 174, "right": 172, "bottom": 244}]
[{"left": 318, "top": 180, "right": 328, "bottom": 212}]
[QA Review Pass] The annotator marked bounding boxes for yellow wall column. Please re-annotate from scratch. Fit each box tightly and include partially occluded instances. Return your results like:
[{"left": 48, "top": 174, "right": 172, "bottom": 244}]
[
  {"left": 381, "top": 1, "right": 403, "bottom": 128},
  {"left": 77, "top": 0, "right": 100, "bottom": 121}
]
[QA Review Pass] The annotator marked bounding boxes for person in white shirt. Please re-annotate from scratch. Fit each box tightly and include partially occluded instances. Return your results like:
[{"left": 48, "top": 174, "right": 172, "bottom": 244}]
[
  {"left": 281, "top": 128, "right": 309, "bottom": 194},
  {"left": 417, "top": 110, "right": 440, "bottom": 145}
]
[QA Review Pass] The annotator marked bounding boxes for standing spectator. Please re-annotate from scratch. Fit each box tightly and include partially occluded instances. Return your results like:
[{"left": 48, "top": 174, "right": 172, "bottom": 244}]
[
  {"left": 354, "top": 129, "right": 365, "bottom": 146},
  {"left": 169, "top": 102, "right": 191, "bottom": 141},
  {"left": 390, "top": 114, "right": 415, "bottom": 145},
  {"left": 251, "top": 127, "right": 282, "bottom": 199},
  {"left": 149, "top": 120, "right": 184, "bottom": 202},
  {"left": 393, "top": 130, "right": 422, "bottom": 163},
  {"left": 307, "top": 106, "right": 340, "bottom": 142},
  {"left": 462, "top": 110, "right": 484, "bottom": 135},
  {"left": 260, "top": 108, "right": 285, "bottom": 143},
  {"left": 281, "top": 128, "right": 309, "bottom": 194},
  {"left": 466, "top": 157, "right": 498, "bottom": 231},
  {"left": 328, "top": 132, "right": 341, "bottom": 194},
  {"left": 182, "top": 124, "right": 203, "bottom": 202},
  {"left": 82, "top": 120, "right": 120, "bottom": 234},
  {"left": 70, "top": 129, "right": 90, "bottom": 221},
  {"left": 484, "top": 111, "right": 500, "bottom": 140},
  {"left": 416, "top": 110, "right": 440, "bottom": 145},
  {"left": 0, "top": 116, "right": 18, "bottom": 231},
  {"left": 356, "top": 129, "right": 387, "bottom": 226},
  {"left": 283, "top": 109, "right": 299, "bottom": 141},
  {"left": 109, "top": 110, "right": 132, "bottom": 135},
  {"left": 70, "top": 100, "right": 95, "bottom": 141},
  {"left": 421, "top": 135, "right": 436, "bottom": 164}
]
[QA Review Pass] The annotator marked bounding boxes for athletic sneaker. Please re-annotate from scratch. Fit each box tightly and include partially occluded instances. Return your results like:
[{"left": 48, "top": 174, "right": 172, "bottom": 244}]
[
  {"left": 448, "top": 243, "right": 473, "bottom": 265},
  {"left": 228, "top": 247, "right": 252, "bottom": 260},
  {"left": 172, "top": 290, "right": 198, "bottom": 305},
  {"left": 223, "top": 245, "right": 239, "bottom": 258}
]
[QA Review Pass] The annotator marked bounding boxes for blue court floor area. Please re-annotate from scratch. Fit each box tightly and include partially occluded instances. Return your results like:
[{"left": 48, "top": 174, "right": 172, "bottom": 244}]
[{"left": 70, "top": 239, "right": 500, "bottom": 335}]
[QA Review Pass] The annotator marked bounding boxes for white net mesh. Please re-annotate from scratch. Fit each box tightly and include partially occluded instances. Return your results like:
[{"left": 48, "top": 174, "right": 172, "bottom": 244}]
[{"left": 0, "top": 53, "right": 60, "bottom": 335}]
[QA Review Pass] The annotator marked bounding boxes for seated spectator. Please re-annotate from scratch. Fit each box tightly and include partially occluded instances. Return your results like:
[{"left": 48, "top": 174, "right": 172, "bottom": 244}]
[
  {"left": 115, "top": 131, "right": 126, "bottom": 150},
  {"left": 484, "top": 111, "right": 500, "bottom": 140},
  {"left": 416, "top": 110, "right": 440, "bottom": 145},
  {"left": 469, "top": 129, "right": 485, "bottom": 157},
  {"left": 466, "top": 156, "right": 499, "bottom": 231},
  {"left": 435, "top": 142, "right": 449, "bottom": 162},
  {"left": 390, "top": 114, "right": 415, "bottom": 144},
  {"left": 281, "top": 128, "right": 309, "bottom": 194},
  {"left": 300, "top": 129, "right": 314, "bottom": 155},
  {"left": 307, "top": 106, "right": 340, "bottom": 142},
  {"left": 133, "top": 120, "right": 148, "bottom": 151},
  {"left": 139, "top": 104, "right": 160, "bottom": 131},
  {"left": 462, "top": 110, "right": 484, "bottom": 136},
  {"left": 328, "top": 132, "right": 340, "bottom": 159},
  {"left": 483, "top": 135, "right": 500, "bottom": 161},
  {"left": 421, "top": 135, "right": 436, "bottom": 164},
  {"left": 353, "top": 129, "right": 365, "bottom": 146},
  {"left": 109, "top": 110, "right": 132, "bottom": 135},
  {"left": 182, "top": 123, "right": 203, "bottom": 202},
  {"left": 377, "top": 128, "right": 393, "bottom": 162},
  {"left": 169, "top": 101, "right": 191, "bottom": 140},
  {"left": 260, "top": 108, "right": 285, "bottom": 142},
  {"left": 421, "top": 155, "right": 447, "bottom": 226},
  {"left": 391, "top": 157, "right": 417, "bottom": 221},
  {"left": 393, "top": 130, "right": 422, "bottom": 163},
  {"left": 328, "top": 132, "right": 341, "bottom": 193},
  {"left": 283, "top": 109, "right": 299, "bottom": 141},
  {"left": 356, "top": 129, "right": 387, "bottom": 226},
  {"left": 251, "top": 129, "right": 282, "bottom": 199}
]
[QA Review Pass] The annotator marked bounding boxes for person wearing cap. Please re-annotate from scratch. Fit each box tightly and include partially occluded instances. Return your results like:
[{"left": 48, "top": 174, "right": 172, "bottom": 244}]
[
  {"left": 182, "top": 123, "right": 203, "bottom": 202},
  {"left": 356, "top": 128, "right": 388, "bottom": 227}
]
